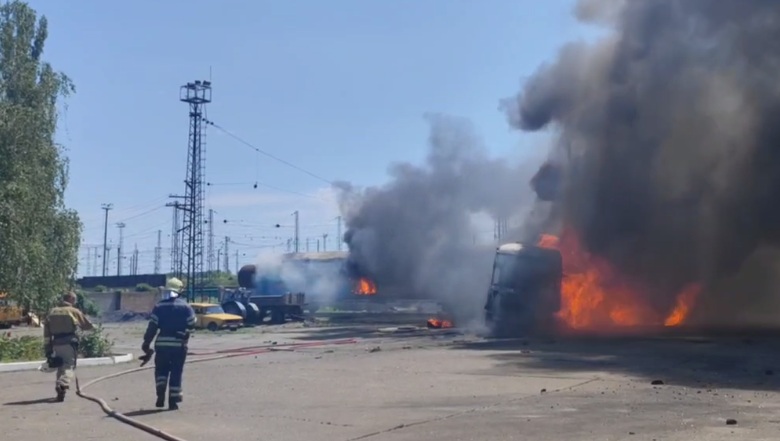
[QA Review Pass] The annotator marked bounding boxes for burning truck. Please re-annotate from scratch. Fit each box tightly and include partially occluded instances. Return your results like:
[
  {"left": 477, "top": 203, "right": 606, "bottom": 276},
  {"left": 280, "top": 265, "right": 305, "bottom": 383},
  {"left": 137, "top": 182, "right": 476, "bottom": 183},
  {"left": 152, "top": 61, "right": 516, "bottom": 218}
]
[{"left": 484, "top": 226, "right": 701, "bottom": 337}]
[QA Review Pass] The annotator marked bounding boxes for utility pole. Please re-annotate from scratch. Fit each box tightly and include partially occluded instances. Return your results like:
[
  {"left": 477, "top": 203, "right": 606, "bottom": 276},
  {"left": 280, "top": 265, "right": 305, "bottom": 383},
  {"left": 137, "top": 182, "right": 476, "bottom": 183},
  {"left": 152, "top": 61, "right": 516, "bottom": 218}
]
[
  {"left": 336, "top": 216, "right": 342, "bottom": 251},
  {"left": 154, "top": 230, "right": 162, "bottom": 274},
  {"left": 86, "top": 248, "right": 92, "bottom": 277},
  {"left": 223, "top": 236, "right": 230, "bottom": 274},
  {"left": 116, "top": 222, "right": 126, "bottom": 276},
  {"left": 101, "top": 203, "right": 113, "bottom": 276},
  {"left": 234, "top": 249, "right": 239, "bottom": 273},
  {"left": 293, "top": 211, "right": 299, "bottom": 253},
  {"left": 207, "top": 209, "right": 215, "bottom": 274},
  {"left": 132, "top": 245, "right": 139, "bottom": 275},
  {"left": 317, "top": 239, "right": 320, "bottom": 252},
  {"left": 106, "top": 244, "right": 113, "bottom": 273},
  {"left": 93, "top": 247, "right": 99, "bottom": 277},
  {"left": 322, "top": 233, "right": 328, "bottom": 252}
]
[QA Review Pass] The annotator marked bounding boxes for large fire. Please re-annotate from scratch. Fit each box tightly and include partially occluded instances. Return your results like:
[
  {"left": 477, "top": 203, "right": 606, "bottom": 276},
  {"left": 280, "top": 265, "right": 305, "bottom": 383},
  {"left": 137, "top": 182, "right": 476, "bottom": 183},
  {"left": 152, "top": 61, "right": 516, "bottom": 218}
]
[
  {"left": 353, "top": 277, "right": 377, "bottom": 296},
  {"left": 539, "top": 228, "right": 702, "bottom": 331}
]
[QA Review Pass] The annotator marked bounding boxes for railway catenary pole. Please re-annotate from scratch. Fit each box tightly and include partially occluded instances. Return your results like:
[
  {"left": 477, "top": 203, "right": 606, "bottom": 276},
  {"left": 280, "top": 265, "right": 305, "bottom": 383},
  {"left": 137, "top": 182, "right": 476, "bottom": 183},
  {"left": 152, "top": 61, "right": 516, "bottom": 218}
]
[
  {"left": 293, "top": 211, "right": 300, "bottom": 253},
  {"left": 101, "top": 203, "right": 113, "bottom": 277},
  {"left": 116, "top": 222, "right": 126, "bottom": 276}
]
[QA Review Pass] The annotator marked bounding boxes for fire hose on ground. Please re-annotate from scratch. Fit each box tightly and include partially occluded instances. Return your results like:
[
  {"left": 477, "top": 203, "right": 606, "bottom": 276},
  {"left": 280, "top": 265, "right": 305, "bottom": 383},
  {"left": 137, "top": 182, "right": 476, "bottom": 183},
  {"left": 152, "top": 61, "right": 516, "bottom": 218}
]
[{"left": 74, "top": 338, "right": 358, "bottom": 441}]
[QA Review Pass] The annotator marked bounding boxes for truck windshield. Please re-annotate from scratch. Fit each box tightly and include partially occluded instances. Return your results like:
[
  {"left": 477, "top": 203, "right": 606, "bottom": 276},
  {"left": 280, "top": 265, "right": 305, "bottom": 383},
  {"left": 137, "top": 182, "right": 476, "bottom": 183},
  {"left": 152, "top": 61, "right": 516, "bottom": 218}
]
[
  {"left": 491, "top": 253, "right": 558, "bottom": 288},
  {"left": 205, "top": 306, "right": 224, "bottom": 314}
]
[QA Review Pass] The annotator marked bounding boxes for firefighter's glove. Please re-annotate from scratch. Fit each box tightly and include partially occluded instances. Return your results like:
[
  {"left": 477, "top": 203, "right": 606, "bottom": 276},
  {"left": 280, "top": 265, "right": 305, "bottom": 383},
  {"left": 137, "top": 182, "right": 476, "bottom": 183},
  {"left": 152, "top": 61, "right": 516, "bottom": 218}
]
[{"left": 141, "top": 343, "right": 151, "bottom": 354}]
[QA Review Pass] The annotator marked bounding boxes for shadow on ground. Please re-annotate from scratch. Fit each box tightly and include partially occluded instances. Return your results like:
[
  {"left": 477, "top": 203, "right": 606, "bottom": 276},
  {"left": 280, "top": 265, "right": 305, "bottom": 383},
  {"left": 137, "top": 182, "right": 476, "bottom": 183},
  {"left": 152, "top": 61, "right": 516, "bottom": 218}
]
[
  {"left": 451, "top": 329, "right": 780, "bottom": 392},
  {"left": 4, "top": 397, "right": 58, "bottom": 405}
]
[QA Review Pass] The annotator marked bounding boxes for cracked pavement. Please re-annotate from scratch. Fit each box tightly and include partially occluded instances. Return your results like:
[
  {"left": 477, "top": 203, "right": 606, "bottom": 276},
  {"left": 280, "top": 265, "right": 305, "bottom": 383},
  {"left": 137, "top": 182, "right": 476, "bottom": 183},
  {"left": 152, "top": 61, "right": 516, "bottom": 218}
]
[{"left": 3, "top": 319, "right": 780, "bottom": 440}]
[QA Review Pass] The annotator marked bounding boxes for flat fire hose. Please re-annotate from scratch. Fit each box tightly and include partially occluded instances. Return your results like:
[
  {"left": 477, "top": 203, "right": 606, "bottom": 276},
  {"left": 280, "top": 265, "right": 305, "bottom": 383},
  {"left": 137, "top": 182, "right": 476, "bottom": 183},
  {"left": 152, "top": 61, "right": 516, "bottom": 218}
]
[{"left": 74, "top": 338, "right": 357, "bottom": 441}]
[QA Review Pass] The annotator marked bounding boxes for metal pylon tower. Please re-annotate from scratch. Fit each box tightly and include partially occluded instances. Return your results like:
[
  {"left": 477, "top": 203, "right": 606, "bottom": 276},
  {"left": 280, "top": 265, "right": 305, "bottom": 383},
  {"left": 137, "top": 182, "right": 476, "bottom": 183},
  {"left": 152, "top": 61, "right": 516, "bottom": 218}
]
[
  {"left": 166, "top": 201, "right": 182, "bottom": 278},
  {"left": 170, "top": 80, "right": 211, "bottom": 301}
]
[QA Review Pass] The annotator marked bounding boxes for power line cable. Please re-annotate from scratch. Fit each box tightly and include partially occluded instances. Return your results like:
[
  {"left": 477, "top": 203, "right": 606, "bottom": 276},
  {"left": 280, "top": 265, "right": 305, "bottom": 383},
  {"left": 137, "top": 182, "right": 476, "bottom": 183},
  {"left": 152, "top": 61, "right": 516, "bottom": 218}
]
[{"left": 203, "top": 118, "right": 333, "bottom": 185}]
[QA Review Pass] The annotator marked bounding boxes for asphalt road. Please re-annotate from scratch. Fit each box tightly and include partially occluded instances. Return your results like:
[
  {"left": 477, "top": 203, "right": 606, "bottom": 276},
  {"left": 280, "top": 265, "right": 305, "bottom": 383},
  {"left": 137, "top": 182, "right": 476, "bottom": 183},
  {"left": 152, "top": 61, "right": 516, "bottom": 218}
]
[{"left": 3, "top": 317, "right": 780, "bottom": 441}]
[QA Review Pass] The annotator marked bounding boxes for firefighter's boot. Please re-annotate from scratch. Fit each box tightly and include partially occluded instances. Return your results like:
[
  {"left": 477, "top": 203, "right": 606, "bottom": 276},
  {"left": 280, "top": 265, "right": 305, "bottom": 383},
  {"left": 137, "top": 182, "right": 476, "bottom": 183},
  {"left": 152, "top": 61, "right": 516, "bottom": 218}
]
[
  {"left": 55, "top": 385, "right": 67, "bottom": 402},
  {"left": 155, "top": 384, "right": 166, "bottom": 408},
  {"left": 168, "top": 396, "right": 180, "bottom": 410}
]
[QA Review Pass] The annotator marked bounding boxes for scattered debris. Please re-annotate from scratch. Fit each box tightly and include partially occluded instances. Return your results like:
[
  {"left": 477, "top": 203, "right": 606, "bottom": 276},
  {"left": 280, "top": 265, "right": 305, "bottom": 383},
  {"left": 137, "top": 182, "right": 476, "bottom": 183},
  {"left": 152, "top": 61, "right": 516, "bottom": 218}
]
[
  {"left": 726, "top": 419, "right": 738, "bottom": 425},
  {"left": 368, "top": 346, "right": 381, "bottom": 353},
  {"left": 540, "top": 388, "right": 547, "bottom": 394},
  {"left": 651, "top": 380, "right": 664, "bottom": 385}
]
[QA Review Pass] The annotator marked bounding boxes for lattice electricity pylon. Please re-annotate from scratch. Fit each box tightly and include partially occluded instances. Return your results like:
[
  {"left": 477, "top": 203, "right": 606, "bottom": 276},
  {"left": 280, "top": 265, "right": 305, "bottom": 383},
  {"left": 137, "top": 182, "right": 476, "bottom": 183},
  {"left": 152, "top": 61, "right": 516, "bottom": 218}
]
[{"left": 174, "top": 80, "right": 212, "bottom": 301}]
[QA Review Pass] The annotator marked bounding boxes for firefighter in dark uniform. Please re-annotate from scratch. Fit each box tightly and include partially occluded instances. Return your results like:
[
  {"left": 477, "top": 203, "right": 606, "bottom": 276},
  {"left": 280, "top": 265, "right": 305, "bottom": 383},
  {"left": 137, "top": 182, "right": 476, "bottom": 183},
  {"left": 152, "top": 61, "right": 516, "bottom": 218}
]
[
  {"left": 141, "top": 278, "right": 196, "bottom": 410},
  {"left": 43, "top": 291, "right": 94, "bottom": 401}
]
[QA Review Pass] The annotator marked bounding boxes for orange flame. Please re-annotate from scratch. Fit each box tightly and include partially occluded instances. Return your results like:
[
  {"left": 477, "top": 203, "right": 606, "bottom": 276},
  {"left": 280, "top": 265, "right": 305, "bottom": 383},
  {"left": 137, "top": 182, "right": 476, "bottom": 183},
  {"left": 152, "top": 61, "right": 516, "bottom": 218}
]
[
  {"left": 538, "top": 228, "right": 700, "bottom": 331},
  {"left": 537, "top": 234, "right": 560, "bottom": 249},
  {"left": 426, "top": 318, "right": 453, "bottom": 329},
  {"left": 353, "top": 278, "right": 377, "bottom": 295},
  {"left": 664, "top": 283, "right": 701, "bottom": 327}
]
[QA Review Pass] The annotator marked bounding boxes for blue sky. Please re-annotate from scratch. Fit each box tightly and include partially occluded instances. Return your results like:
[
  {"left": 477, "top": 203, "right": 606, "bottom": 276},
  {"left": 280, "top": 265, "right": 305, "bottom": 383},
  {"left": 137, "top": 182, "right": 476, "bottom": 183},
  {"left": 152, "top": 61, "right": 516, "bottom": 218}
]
[{"left": 26, "top": 0, "right": 598, "bottom": 276}]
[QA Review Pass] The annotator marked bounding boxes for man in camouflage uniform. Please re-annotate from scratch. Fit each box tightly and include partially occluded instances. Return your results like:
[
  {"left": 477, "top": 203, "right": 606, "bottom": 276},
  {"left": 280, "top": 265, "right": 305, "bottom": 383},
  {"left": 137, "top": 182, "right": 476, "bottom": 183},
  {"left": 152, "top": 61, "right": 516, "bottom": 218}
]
[
  {"left": 43, "top": 291, "right": 94, "bottom": 402},
  {"left": 142, "top": 278, "right": 196, "bottom": 410}
]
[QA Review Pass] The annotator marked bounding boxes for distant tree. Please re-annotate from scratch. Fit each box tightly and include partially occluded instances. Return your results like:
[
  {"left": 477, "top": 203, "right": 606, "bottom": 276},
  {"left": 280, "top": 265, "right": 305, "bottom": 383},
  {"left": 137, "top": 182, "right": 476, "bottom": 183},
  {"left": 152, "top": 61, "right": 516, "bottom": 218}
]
[{"left": 0, "top": 1, "right": 80, "bottom": 315}]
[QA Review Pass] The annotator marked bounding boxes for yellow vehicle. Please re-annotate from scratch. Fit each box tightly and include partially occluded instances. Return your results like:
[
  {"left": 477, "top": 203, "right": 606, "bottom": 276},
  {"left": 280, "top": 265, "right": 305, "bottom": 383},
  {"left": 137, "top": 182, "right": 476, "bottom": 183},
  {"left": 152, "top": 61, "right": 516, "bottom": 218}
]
[
  {"left": 0, "top": 293, "right": 25, "bottom": 329},
  {"left": 190, "top": 302, "right": 243, "bottom": 332}
]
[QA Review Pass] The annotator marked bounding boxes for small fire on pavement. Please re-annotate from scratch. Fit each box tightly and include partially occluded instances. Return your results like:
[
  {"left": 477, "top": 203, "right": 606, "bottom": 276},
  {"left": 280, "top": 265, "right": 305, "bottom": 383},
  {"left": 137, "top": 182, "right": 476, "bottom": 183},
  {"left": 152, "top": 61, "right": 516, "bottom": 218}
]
[
  {"left": 426, "top": 317, "right": 454, "bottom": 329},
  {"left": 353, "top": 277, "right": 377, "bottom": 295}
]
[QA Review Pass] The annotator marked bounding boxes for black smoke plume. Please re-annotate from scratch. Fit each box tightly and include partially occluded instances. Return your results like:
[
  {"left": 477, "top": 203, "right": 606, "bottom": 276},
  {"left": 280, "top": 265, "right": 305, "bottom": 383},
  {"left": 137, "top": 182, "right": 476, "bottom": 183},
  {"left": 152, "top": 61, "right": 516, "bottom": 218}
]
[
  {"left": 502, "top": 0, "right": 780, "bottom": 327},
  {"left": 334, "top": 114, "right": 544, "bottom": 322}
]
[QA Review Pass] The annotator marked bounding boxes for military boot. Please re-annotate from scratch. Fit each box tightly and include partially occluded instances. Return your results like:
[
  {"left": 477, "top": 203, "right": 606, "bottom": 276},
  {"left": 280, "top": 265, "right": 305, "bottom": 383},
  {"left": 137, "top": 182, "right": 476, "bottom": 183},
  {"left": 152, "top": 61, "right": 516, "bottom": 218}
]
[{"left": 55, "top": 385, "right": 66, "bottom": 402}]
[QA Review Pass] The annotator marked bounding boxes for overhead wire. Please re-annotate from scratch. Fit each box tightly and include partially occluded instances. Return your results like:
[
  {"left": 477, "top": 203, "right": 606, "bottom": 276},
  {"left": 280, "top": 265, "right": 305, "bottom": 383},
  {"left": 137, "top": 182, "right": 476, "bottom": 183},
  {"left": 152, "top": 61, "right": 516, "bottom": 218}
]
[
  {"left": 203, "top": 118, "right": 334, "bottom": 185},
  {"left": 206, "top": 180, "right": 322, "bottom": 199}
]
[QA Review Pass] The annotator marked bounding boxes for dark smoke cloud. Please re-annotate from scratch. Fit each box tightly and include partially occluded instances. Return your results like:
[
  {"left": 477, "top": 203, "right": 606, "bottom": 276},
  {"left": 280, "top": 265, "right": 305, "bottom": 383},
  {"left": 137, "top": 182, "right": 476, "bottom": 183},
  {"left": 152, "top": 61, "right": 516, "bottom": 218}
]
[
  {"left": 334, "top": 114, "right": 544, "bottom": 322},
  {"left": 502, "top": 0, "right": 780, "bottom": 326}
]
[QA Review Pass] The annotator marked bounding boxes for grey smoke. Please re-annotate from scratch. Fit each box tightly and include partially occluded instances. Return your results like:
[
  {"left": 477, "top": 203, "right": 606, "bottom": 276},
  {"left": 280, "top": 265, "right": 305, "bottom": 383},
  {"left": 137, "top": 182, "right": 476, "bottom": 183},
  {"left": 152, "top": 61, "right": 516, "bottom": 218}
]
[
  {"left": 502, "top": 0, "right": 780, "bottom": 327},
  {"left": 334, "top": 114, "right": 544, "bottom": 322}
]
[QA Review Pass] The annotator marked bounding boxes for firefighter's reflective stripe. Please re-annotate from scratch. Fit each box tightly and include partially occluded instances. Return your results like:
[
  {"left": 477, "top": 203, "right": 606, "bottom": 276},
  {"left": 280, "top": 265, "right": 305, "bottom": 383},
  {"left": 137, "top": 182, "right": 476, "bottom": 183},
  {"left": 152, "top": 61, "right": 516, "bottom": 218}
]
[
  {"left": 155, "top": 376, "right": 167, "bottom": 387},
  {"left": 186, "top": 314, "right": 197, "bottom": 326},
  {"left": 155, "top": 335, "right": 185, "bottom": 347},
  {"left": 149, "top": 314, "right": 159, "bottom": 324},
  {"left": 169, "top": 386, "right": 182, "bottom": 398}
]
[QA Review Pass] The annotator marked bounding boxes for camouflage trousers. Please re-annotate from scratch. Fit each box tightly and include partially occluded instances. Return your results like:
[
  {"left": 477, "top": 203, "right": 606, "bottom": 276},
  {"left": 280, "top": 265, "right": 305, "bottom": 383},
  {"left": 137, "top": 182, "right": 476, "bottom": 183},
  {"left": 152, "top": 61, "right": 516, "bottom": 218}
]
[{"left": 52, "top": 343, "right": 77, "bottom": 392}]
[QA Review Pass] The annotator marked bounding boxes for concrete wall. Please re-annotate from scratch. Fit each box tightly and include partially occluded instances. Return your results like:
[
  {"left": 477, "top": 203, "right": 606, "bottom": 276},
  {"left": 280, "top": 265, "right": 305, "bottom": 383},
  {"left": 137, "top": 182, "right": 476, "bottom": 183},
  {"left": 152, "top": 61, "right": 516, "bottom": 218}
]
[
  {"left": 89, "top": 292, "right": 119, "bottom": 314},
  {"left": 119, "top": 291, "right": 159, "bottom": 314},
  {"left": 90, "top": 291, "right": 158, "bottom": 316}
]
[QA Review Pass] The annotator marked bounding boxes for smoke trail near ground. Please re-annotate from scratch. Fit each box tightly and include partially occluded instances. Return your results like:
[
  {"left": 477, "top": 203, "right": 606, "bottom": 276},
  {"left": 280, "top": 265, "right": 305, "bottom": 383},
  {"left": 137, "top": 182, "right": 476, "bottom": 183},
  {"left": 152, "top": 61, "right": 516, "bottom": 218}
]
[
  {"left": 502, "top": 0, "right": 780, "bottom": 327},
  {"left": 251, "top": 252, "right": 347, "bottom": 307},
  {"left": 334, "top": 114, "right": 544, "bottom": 322}
]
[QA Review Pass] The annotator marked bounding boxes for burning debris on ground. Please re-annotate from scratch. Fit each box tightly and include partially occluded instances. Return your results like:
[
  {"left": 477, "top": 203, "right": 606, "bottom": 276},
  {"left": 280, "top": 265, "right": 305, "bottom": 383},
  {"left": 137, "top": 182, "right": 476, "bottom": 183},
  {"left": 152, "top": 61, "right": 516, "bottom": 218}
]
[
  {"left": 353, "top": 277, "right": 377, "bottom": 296},
  {"left": 426, "top": 317, "right": 454, "bottom": 329}
]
